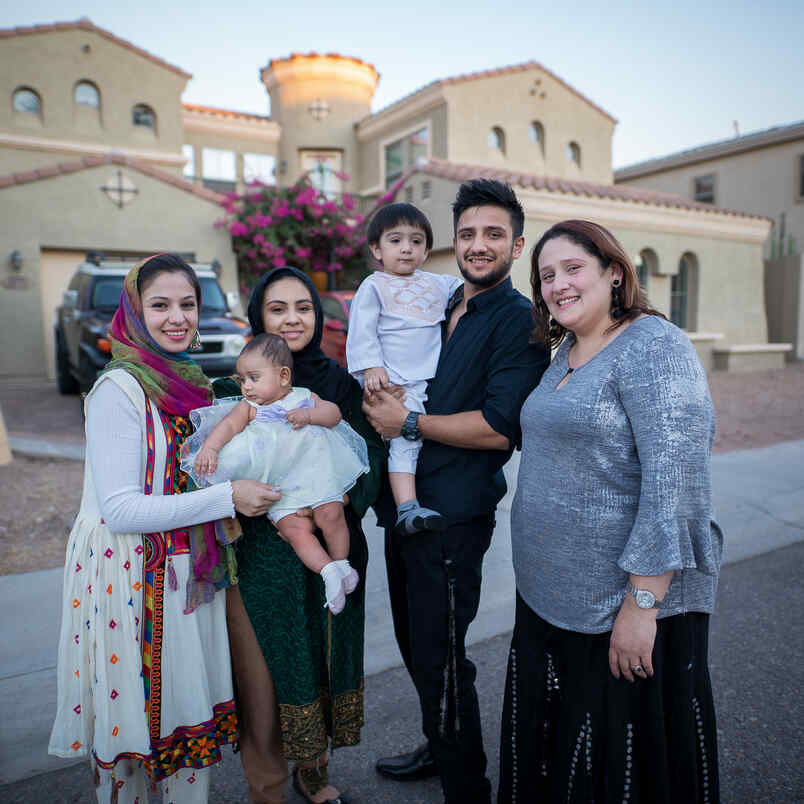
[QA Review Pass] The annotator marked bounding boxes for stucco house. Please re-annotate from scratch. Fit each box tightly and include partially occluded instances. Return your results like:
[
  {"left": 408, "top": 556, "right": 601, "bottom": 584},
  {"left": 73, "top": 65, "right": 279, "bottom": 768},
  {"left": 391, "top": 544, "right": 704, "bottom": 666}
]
[{"left": 0, "top": 18, "right": 787, "bottom": 380}]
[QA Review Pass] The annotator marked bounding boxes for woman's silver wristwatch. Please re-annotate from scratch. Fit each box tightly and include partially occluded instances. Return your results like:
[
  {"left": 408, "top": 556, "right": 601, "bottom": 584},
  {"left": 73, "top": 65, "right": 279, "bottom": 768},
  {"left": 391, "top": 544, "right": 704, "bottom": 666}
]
[{"left": 626, "top": 581, "right": 661, "bottom": 609}]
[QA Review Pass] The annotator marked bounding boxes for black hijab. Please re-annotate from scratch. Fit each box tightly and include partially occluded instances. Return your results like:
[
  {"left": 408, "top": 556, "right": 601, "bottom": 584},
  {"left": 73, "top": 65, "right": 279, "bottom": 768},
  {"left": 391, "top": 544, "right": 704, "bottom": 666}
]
[{"left": 247, "top": 267, "right": 356, "bottom": 416}]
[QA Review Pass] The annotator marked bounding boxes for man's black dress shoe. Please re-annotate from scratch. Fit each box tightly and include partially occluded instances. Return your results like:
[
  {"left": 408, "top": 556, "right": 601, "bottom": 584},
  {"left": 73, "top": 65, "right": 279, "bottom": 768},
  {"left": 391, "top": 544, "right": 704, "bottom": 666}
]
[{"left": 375, "top": 743, "right": 438, "bottom": 781}]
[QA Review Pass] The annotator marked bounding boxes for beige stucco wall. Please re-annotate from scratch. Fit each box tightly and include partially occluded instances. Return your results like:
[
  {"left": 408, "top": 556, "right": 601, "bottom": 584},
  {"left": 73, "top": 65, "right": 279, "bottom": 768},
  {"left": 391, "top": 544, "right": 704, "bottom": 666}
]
[
  {"left": 394, "top": 173, "right": 770, "bottom": 348},
  {"left": 0, "top": 166, "right": 236, "bottom": 379},
  {"left": 443, "top": 69, "right": 615, "bottom": 185},
  {"left": 616, "top": 138, "right": 804, "bottom": 258},
  {"left": 764, "top": 254, "right": 803, "bottom": 359},
  {"left": 0, "top": 29, "right": 188, "bottom": 171}
]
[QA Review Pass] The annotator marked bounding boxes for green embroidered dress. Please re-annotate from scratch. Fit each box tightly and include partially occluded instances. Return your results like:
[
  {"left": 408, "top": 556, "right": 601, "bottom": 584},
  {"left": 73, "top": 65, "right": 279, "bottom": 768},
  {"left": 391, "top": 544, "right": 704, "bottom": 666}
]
[{"left": 213, "top": 377, "right": 385, "bottom": 761}]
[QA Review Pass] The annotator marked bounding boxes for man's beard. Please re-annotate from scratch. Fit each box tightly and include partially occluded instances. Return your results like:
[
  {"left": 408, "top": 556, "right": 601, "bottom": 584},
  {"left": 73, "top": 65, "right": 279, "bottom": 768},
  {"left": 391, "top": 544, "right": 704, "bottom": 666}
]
[{"left": 457, "top": 252, "right": 513, "bottom": 288}]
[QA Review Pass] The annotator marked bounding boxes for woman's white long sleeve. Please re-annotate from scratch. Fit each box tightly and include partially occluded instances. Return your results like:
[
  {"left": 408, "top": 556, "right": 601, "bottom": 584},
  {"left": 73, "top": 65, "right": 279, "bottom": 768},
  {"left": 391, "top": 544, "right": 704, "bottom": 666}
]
[{"left": 86, "top": 380, "right": 235, "bottom": 533}]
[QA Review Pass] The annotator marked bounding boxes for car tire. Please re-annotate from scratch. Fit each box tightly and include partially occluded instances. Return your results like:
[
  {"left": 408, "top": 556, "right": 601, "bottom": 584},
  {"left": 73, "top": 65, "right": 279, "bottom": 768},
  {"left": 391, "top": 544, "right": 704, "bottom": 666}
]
[
  {"left": 79, "top": 353, "right": 98, "bottom": 395},
  {"left": 55, "top": 329, "right": 79, "bottom": 395}
]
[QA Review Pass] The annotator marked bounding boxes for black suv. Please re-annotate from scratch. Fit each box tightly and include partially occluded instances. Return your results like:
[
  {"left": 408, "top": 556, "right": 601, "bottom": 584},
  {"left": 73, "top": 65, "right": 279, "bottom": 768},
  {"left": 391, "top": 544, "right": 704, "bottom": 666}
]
[{"left": 55, "top": 256, "right": 249, "bottom": 394}]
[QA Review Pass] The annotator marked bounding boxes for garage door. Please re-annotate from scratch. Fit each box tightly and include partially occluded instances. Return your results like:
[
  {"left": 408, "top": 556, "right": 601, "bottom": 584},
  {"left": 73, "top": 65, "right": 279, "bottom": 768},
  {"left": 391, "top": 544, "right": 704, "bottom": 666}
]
[{"left": 39, "top": 249, "right": 85, "bottom": 380}]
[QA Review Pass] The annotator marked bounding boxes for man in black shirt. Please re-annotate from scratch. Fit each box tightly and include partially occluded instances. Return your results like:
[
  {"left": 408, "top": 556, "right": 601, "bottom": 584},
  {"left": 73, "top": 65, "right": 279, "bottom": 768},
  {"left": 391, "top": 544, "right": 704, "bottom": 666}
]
[{"left": 364, "top": 179, "right": 549, "bottom": 804}]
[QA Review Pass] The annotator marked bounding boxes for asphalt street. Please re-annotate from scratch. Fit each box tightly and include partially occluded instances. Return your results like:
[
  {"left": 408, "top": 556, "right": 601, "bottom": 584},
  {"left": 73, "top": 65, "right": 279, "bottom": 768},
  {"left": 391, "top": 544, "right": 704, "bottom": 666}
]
[{"left": 2, "top": 541, "right": 801, "bottom": 804}]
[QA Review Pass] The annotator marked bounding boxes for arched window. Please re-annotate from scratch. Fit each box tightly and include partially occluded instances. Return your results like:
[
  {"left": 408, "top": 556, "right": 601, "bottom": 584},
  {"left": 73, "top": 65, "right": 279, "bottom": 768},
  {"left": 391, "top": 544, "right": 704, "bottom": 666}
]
[
  {"left": 529, "top": 121, "right": 544, "bottom": 155},
  {"left": 671, "top": 253, "right": 699, "bottom": 330},
  {"left": 488, "top": 126, "right": 506, "bottom": 155},
  {"left": 566, "top": 141, "right": 581, "bottom": 166},
  {"left": 74, "top": 80, "right": 100, "bottom": 108},
  {"left": 13, "top": 87, "right": 41, "bottom": 115},
  {"left": 132, "top": 103, "right": 156, "bottom": 130},
  {"left": 635, "top": 248, "right": 658, "bottom": 289}
]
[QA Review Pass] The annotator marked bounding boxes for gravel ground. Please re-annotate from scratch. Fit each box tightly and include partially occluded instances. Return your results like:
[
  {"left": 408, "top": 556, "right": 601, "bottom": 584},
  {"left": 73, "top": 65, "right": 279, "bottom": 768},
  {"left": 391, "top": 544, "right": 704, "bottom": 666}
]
[{"left": 1, "top": 363, "right": 803, "bottom": 576}]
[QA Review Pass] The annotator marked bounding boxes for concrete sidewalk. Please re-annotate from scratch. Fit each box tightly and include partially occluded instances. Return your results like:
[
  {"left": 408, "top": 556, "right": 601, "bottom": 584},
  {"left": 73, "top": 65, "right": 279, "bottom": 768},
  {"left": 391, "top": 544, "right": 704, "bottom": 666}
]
[{"left": 1, "top": 440, "right": 803, "bottom": 786}]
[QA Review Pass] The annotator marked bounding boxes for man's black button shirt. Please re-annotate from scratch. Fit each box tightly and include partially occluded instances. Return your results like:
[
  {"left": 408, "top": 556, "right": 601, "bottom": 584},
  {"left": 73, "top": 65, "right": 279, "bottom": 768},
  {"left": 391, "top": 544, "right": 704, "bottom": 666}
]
[{"left": 413, "top": 276, "right": 549, "bottom": 524}]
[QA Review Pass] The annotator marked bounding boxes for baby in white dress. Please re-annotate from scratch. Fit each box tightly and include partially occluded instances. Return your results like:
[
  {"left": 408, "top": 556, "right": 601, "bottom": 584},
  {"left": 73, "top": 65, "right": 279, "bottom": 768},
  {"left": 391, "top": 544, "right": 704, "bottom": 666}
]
[
  {"left": 347, "top": 203, "right": 461, "bottom": 533},
  {"left": 182, "top": 333, "right": 368, "bottom": 614}
]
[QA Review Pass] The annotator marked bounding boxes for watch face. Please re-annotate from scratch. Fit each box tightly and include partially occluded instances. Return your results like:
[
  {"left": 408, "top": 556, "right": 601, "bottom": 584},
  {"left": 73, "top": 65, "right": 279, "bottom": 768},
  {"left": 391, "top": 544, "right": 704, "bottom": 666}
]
[{"left": 635, "top": 589, "right": 656, "bottom": 609}]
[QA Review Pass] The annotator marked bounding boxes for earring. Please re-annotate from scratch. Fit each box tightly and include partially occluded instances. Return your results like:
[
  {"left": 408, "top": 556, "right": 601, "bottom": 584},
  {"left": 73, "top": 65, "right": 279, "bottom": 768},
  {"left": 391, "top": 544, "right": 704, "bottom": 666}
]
[
  {"left": 610, "top": 279, "right": 624, "bottom": 320},
  {"left": 189, "top": 330, "right": 203, "bottom": 352},
  {"left": 548, "top": 316, "right": 563, "bottom": 341}
]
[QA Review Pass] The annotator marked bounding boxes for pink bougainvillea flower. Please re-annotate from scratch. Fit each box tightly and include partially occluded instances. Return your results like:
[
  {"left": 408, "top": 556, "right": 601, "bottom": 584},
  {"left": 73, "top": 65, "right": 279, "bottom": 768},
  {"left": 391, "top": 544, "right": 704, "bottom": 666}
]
[
  {"left": 272, "top": 256, "right": 287, "bottom": 267},
  {"left": 335, "top": 170, "right": 350, "bottom": 181},
  {"left": 342, "top": 193, "right": 355, "bottom": 210},
  {"left": 296, "top": 247, "right": 312, "bottom": 259}
]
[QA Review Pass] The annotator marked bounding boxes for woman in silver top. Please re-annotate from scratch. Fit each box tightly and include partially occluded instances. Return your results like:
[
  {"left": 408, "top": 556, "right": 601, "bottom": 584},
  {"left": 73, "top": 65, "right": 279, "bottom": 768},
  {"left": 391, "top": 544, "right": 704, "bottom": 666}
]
[{"left": 499, "top": 220, "right": 722, "bottom": 803}]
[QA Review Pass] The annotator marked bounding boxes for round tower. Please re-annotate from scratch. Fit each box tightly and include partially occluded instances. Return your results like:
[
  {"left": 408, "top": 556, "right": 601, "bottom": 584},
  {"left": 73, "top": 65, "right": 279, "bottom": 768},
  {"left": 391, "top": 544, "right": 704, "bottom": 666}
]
[{"left": 261, "top": 53, "right": 379, "bottom": 193}]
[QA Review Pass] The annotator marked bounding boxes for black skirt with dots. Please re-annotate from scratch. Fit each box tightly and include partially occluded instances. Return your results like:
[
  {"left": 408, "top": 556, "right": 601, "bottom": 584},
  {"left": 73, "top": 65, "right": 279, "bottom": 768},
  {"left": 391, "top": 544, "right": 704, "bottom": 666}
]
[{"left": 498, "top": 593, "right": 719, "bottom": 804}]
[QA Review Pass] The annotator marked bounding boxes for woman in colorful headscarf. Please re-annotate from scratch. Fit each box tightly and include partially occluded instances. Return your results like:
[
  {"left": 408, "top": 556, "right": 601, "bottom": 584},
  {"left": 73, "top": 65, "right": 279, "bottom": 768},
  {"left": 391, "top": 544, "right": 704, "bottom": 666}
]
[
  {"left": 49, "top": 254, "right": 287, "bottom": 804},
  {"left": 216, "top": 267, "right": 386, "bottom": 804}
]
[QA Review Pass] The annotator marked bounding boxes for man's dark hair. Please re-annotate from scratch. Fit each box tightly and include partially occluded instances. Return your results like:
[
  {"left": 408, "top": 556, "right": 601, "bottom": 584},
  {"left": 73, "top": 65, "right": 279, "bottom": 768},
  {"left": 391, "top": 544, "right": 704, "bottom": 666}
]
[
  {"left": 451, "top": 179, "right": 525, "bottom": 239},
  {"left": 239, "top": 332, "right": 293, "bottom": 369},
  {"left": 367, "top": 202, "right": 434, "bottom": 251}
]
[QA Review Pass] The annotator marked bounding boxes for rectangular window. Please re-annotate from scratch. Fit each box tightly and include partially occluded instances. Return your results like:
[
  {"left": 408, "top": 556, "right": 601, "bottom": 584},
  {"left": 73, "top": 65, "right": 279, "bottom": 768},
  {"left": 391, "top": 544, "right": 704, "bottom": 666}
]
[
  {"left": 384, "top": 127, "right": 429, "bottom": 188},
  {"left": 243, "top": 153, "right": 276, "bottom": 184},
  {"left": 421, "top": 180, "right": 431, "bottom": 200},
  {"left": 693, "top": 174, "right": 715, "bottom": 204},
  {"left": 404, "top": 186, "right": 413, "bottom": 203},
  {"left": 182, "top": 144, "right": 195, "bottom": 179},
  {"left": 202, "top": 148, "right": 236, "bottom": 181},
  {"left": 799, "top": 154, "right": 804, "bottom": 199}
]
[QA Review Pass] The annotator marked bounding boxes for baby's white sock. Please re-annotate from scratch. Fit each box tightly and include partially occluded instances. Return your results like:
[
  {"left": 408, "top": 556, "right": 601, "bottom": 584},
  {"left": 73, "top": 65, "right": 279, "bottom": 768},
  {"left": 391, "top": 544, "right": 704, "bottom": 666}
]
[
  {"left": 320, "top": 562, "right": 345, "bottom": 614},
  {"left": 335, "top": 558, "right": 359, "bottom": 594}
]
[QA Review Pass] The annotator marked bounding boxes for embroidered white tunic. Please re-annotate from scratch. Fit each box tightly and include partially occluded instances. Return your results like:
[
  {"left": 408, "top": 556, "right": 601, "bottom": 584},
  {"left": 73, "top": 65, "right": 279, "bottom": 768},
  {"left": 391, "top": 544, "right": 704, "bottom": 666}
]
[
  {"left": 346, "top": 270, "right": 462, "bottom": 385},
  {"left": 49, "top": 369, "right": 238, "bottom": 780}
]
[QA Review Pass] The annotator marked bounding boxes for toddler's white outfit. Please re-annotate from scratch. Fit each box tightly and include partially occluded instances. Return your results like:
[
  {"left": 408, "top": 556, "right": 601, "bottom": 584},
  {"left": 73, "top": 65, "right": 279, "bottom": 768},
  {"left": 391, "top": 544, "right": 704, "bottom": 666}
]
[
  {"left": 346, "top": 270, "right": 462, "bottom": 473},
  {"left": 180, "top": 387, "right": 368, "bottom": 523}
]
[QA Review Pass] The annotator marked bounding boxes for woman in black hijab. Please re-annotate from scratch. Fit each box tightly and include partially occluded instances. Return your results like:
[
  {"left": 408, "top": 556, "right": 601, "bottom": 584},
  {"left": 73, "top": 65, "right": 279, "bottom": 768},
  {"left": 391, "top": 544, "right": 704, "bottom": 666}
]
[{"left": 217, "top": 267, "right": 386, "bottom": 804}]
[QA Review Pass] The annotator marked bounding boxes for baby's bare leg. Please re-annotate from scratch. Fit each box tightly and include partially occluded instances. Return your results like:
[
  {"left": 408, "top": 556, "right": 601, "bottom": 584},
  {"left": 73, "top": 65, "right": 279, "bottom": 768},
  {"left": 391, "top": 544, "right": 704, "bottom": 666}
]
[
  {"left": 312, "top": 501, "right": 350, "bottom": 561},
  {"left": 275, "top": 514, "right": 332, "bottom": 573}
]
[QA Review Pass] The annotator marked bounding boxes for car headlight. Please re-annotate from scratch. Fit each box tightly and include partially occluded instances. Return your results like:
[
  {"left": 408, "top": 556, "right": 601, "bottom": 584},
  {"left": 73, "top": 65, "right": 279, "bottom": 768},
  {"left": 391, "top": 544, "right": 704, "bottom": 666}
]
[{"left": 223, "top": 335, "right": 247, "bottom": 356}]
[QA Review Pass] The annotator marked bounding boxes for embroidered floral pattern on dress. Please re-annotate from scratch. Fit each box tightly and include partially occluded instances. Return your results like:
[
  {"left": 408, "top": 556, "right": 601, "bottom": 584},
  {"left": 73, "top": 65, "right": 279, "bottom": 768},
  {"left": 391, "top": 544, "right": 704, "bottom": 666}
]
[{"left": 377, "top": 272, "right": 449, "bottom": 322}]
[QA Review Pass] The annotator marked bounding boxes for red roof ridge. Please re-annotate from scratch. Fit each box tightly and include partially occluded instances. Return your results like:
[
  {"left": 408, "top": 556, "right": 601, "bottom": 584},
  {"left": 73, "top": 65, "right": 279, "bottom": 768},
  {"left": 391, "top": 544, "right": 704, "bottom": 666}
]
[
  {"left": 361, "top": 59, "right": 616, "bottom": 126},
  {"left": 0, "top": 18, "right": 192, "bottom": 79},
  {"left": 404, "top": 158, "right": 768, "bottom": 221},
  {"left": 0, "top": 153, "right": 223, "bottom": 204},
  {"left": 265, "top": 52, "right": 378, "bottom": 74},
  {"left": 182, "top": 102, "right": 273, "bottom": 123}
]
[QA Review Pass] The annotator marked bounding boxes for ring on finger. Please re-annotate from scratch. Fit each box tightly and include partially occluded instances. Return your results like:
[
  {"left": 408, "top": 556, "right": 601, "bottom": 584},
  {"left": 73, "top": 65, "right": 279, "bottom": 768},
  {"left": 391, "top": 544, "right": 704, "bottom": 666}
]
[{"left": 633, "top": 665, "right": 645, "bottom": 674}]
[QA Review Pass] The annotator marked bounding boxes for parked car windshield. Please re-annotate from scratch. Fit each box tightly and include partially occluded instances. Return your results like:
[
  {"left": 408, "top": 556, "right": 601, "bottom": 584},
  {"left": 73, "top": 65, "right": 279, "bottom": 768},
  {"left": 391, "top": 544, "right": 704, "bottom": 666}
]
[
  {"left": 199, "top": 277, "right": 227, "bottom": 314},
  {"left": 92, "top": 277, "right": 125, "bottom": 311}
]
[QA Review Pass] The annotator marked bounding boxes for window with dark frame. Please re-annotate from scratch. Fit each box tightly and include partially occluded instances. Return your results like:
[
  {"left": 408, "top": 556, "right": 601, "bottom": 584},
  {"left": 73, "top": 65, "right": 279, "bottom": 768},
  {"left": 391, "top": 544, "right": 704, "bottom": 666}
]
[
  {"left": 799, "top": 155, "right": 804, "bottom": 199},
  {"left": 384, "top": 127, "right": 429, "bottom": 188},
  {"left": 693, "top": 174, "right": 716, "bottom": 204},
  {"left": 132, "top": 104, "right": 156, "bottom": 129}
]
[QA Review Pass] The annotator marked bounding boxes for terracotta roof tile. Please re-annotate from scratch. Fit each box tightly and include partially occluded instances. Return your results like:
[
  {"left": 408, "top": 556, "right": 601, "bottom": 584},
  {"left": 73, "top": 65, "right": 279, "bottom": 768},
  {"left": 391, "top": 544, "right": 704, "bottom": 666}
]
[
  {"left": 362, "top": 60, "right": 616, "bottom": 127},
  {"left": 182, "top": 102, "right": 273, "bottom": 123},
  {"left": 0, "top": 18, "right": 192, "bottom": 79},
  {"left": 266, "top": 52, "right": 378, "bottom": 74},
  {"left": 0, "top": 153, "right": 223, "bottom": 205},
  {"left": 402, "top": 158, "right": 767, "bottom": 221}
]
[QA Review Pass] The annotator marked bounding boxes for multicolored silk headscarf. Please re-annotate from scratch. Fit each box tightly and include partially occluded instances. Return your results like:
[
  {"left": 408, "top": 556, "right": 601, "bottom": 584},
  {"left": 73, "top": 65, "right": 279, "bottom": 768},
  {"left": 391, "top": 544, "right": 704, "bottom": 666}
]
[
  {"left": 104, "top": 256, "right": 239, "bottom": 611},
  {"left": 105, "top": 256, "right": 213, "bottom": 416}
]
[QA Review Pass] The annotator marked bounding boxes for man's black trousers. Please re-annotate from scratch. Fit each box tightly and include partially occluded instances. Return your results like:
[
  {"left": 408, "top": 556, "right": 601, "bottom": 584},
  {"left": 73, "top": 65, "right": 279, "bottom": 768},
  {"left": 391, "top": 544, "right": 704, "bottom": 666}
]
[{"left": 384, "top": 514, "right": 494, "bottom": 804}]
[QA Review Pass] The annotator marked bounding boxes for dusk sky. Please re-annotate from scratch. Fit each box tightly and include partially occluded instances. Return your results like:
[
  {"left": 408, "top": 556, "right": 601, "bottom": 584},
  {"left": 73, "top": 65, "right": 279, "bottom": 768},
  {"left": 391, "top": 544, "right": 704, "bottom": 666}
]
[{"left": 3, "top": 0, "right": 801, "bottom": 168}]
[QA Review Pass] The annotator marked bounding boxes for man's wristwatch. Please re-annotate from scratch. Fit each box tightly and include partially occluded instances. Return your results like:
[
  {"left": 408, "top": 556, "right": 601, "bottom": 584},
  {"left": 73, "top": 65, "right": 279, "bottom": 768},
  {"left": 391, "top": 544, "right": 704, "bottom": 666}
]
[
  {"left": 626, "top": 581, "right": 662, "bottom": 609},
  {"left": 400, "top": 411, "right": 421, "bottom": 441}
]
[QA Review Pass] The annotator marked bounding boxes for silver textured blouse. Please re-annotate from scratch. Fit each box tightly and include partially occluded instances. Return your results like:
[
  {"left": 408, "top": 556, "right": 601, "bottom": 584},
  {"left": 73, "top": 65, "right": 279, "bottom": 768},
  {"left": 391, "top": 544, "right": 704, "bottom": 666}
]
[{"left": 511, "top": 315, "right": 723, "bottom": 634}]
